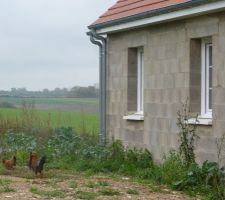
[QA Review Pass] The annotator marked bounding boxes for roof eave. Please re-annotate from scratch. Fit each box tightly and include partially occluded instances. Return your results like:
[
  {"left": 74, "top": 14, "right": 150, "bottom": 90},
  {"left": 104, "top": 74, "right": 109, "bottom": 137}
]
[{"left": 88, "top": 0, "right": 225, "bottom": 34}]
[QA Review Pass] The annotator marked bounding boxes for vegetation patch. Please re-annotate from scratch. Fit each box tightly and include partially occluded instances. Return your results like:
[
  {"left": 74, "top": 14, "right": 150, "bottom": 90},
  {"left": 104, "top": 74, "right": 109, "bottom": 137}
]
[
  {"left": 1, "top": 102, "right": 225, "bottom": 199},
  {"left": 30, "top": 187, "right": 65, "bottom": 198},
  {"left": 126, "top": 188, "right": 139, "bottom": 195},
  {"left": 0, "top": 106, "right": 99, "bottom": 135},
  {"left": 76, "top": 190, "right": 98, "bottom": 200},
  {"left": 97, "top": 181, "right": 109, "bottom": 186},
  {"left": 86, "top": 181, "right": 98, "bottom": 188},
  {"left": 68, "top": 180, "right": 77, "bottom": 189},
  {"left": 0, "top": 102, "right": 15, "bottom": 108},
  {"left": 98, "top": 188, "right": 121, "bottom": 196},
  {"left": 0, "top": 179, "right": 15, "bottom": 193}
]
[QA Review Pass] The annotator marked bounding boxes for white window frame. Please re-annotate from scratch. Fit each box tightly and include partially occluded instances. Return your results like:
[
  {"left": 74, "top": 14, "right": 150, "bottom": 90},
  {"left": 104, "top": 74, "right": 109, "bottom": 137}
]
[
  {"left": 137, "top": 47, "right": 144, "bottom": 114},
  {"left": 201, "top": 38, "right": 212, "bottom": 118},
  {"left": 123, "top": 47, "right": 144, "bottom": 121}
]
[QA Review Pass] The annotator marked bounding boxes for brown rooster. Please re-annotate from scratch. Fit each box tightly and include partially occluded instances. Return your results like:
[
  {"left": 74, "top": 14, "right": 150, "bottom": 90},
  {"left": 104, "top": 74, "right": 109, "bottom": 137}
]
[
  {"left": 28, "top": 152, "right": 39, "bottom": 170},
  {"left": 2, "top": 156, "right": 16, "bottom": 170},
  {"left": 28, "top": 152, "right": 46, "bottom": 176}
]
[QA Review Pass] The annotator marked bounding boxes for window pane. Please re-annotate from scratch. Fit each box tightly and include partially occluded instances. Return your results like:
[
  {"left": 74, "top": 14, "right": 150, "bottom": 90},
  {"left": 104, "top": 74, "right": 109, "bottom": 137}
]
[
  {"left": 208, "top": 44, "right": 212, "bottom": 111},
  {"left": 209, "top": 46, "right": 212, "bottom": 66},
  {"left": 209, "top": 67, "right": 212, "bottom": 88},
  {"left": 209, "top": 89, "right": 212, "bottom": 110},
  {"left": 137, "top": 48, "right": 144, "bottom": 113},
  {"left": 201, "top": 39, "right": 212, "bottom": 115}
]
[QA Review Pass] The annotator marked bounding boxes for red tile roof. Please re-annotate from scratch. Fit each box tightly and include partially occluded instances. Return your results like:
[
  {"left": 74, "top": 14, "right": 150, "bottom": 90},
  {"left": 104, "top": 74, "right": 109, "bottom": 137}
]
[{"left": 93, "top": 0, "right": 190, "bottom": 25}]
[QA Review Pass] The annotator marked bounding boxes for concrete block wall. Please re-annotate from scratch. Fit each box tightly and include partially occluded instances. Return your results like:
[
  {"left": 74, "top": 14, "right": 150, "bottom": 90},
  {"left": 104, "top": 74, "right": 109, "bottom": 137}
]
[{"left": 106, "top": 12, "right": 225, "bottom": 163}]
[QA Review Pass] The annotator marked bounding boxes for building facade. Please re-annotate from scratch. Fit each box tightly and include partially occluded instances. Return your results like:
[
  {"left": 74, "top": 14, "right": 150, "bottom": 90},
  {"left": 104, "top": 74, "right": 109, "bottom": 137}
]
[{"left": 89, "top": 0, "right": 225, "bottom": 163}]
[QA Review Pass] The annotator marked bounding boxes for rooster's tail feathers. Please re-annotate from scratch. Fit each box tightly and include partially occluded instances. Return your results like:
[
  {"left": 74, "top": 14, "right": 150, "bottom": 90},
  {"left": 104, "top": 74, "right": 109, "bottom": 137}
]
[{"left": 13, "top": 156, "right": 16, "bottom": 166}]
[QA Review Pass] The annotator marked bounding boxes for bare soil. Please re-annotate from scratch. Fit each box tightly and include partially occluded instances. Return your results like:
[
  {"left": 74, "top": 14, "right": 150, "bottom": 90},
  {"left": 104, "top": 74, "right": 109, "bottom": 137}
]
[{"left": 0, "top": 169, "right": 198, "bottom": 200}]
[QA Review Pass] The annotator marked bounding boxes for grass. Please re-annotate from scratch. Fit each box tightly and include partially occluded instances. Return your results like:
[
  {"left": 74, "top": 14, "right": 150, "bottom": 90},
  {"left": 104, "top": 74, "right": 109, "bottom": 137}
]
[
  {"left": 0, "top": 97, "right": 99, "bottom": 134},
  {"left": 126, "top": 189, "right": 139, "bottom": 195},
  {"left": 0, "top": 107, "right": 99, "bottom": 134},
  {"left": 30, "top": 187, "right": 66, "bottom": 198},
  {"left": 0, "top": 97, "right": 98, "bottom": 106},
  {"left": 0, "top": 179, "right": 15, "bottom": 193},
  {"left": 69, "top": 180, "right": 77, "bottom": 189},
  {"left": 98, "top": 188, "right": 121, "bottom": 196},
  {"left": 76, "top": 191, "right": 98, "bottom": 200},
  {"left": 97, "top": 181, "right": 109, "bottom": 186},
  {"left": 86, "top": 181, "right": 109, "bottom": 188}
]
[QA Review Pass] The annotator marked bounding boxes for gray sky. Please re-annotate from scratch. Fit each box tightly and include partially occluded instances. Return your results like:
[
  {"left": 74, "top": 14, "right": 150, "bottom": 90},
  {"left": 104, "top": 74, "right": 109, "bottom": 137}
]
[{"left": 0, "top": 0, "right": 116, "bottom": 91}]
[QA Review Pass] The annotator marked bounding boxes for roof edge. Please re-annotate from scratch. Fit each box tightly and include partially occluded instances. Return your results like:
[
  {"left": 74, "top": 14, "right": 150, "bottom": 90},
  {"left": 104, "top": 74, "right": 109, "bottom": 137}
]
[{"left": 88, "top": 0, "right": 222, "bottom": 30}]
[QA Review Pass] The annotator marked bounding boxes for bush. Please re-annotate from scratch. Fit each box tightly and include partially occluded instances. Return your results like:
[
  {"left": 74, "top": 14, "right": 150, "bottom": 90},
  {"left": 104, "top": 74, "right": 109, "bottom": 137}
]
[
  {"left": 46, "top": 127, "right": 82, "bottom": 158},
  {"left": 126, "top": 148, "right": 152, "bottom": 168},
  {"left": 173, "top": 161, "right": 225, "bottom": 199},
  {"left": 0, "top": 132, "right": 37, "bottom": 154},
  {"left": 160, "top": 151, "right": 187, "bottom": 185}
]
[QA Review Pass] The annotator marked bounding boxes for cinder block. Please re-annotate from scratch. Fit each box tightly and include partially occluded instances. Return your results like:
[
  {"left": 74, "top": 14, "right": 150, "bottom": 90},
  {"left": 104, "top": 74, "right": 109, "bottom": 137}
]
[
  {"left": 106, "top": 13, "right": 224, "bottom": 164},
  {"left": 186, "top": 15, "right": 219, "bottom": 38}
]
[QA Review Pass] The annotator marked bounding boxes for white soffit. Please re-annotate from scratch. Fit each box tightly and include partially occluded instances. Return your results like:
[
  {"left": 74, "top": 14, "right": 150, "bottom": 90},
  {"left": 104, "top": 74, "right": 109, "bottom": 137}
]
[{"left": 96, "top": 1, "right": 225, "bottom": 34}]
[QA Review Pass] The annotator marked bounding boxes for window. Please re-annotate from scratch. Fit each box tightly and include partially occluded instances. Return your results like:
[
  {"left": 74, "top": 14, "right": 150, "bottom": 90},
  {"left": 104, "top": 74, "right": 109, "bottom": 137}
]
[
  {"left": 201, "top": 38, "right": 212, "bottom": 118},
  {"left": 137, "top": 47, "right": 144, "bottom": 114},
  {"left": 124, "top": 47, "right": 144, "bottom": 120}
]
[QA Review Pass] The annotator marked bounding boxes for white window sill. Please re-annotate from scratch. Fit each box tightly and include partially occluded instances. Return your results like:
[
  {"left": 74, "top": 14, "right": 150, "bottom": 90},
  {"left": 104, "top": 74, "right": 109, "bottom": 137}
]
[
  {"left": 187, "top": 117, "right": 212, "bottom": 125},
  {"left": 123, "top": 113, "right": 144, "bottom": 121}
]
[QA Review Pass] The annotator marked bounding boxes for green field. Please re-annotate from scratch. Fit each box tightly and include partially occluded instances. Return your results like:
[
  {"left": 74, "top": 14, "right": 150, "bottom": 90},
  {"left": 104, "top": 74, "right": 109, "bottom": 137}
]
[
  {"left": 0, "top": 107, "right": 99, "bottom": 134},
  {"left": 0, "top": 97, "right": 98, "bottom": 106},
  {"left": 0, "top": 97, "right": 99, "bottom": 135}
]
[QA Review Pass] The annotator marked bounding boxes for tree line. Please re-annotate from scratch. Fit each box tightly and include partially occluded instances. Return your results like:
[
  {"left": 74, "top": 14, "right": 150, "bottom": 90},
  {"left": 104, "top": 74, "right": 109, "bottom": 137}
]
[{"left": 0, "top": 86, "right": 99, "bottom": 98}]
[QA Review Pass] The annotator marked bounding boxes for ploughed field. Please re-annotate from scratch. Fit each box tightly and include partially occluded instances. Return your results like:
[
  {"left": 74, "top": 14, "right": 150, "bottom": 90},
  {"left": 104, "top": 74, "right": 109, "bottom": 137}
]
[
  {"left": 0, "top": 97, "right": 99, "bottom": 134},
  {"left": 0, "top": 97, "right": 99, "bottom": 113}
]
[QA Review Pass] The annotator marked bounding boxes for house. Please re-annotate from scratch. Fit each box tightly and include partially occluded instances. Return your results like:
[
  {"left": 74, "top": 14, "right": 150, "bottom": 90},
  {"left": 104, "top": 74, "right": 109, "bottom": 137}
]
[{"left": 87, "top": 0, "right": 225, "bottom": 163}]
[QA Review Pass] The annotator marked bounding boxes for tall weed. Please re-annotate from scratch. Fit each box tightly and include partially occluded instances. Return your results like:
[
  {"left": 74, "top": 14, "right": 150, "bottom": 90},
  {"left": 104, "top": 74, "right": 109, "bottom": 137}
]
[{"left": 177, "top": 102, "right": 198, "bottom": 166}]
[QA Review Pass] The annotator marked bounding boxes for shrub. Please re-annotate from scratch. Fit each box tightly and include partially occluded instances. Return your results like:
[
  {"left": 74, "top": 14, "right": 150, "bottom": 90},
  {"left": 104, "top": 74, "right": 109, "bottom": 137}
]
[
  {"left": 0, "top": 132, "right": 37, "bottom": 155},
  {"left": 160, "top": 151, "right": 186, "bottom": 185},
  {"left": 174, "top": 161, "right": 225, "bottom": 199},
  {"left": 126, "top": 148, "right": 152, "bottom": 168},
  {"left": 46, "top": 127, "right": 82, "bottom": 158}
]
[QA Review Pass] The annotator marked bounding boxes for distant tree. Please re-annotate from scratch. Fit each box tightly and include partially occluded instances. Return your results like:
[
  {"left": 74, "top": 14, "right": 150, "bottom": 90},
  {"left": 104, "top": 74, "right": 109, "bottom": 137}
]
[{"left": 2, "top": 85, "right": 98, "bottom": 98}]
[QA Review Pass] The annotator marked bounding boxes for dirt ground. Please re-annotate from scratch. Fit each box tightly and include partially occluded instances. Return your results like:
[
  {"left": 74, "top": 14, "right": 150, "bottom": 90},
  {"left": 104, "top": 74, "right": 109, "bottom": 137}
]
[{"left": 0, "top": 169, "right": 199, "bottom": 200}]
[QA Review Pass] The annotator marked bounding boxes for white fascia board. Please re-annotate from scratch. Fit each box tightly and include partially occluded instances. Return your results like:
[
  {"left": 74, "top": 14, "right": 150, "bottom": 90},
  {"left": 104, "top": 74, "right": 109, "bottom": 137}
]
[{"left": 96, "top": 1, "right": 225, "bottom": 34}]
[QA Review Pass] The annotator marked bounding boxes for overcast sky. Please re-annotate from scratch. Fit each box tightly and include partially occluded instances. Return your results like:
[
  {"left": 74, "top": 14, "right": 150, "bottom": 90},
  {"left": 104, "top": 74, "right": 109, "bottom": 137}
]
[{"left": 0, "top": 0, "right": 116, "bottom": 91}]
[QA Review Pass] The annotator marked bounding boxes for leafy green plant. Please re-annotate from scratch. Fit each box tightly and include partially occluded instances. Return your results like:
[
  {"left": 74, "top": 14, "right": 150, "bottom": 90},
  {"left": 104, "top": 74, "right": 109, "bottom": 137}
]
[
  {"left": 174, "top": 161, "right": 225, "bottom": 199},
  {"left": 126, "top": 148, "right": 152, "bottom": 168},
  {"left": 107, "top": 140, "right": 125, "bottom": 161},
  {"left": 46, "top": 127, "right": 82, "bottom": 157}
]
